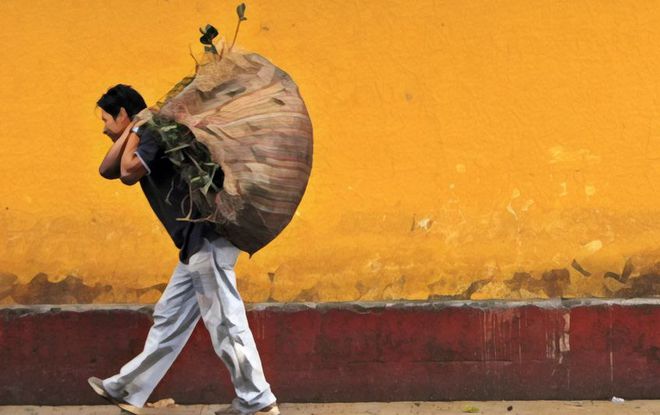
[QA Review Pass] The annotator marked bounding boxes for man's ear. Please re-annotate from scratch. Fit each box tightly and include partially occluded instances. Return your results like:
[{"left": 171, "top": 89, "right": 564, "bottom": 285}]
[{"left": 118, "top": 107, "right": 130, "bottom": 122}]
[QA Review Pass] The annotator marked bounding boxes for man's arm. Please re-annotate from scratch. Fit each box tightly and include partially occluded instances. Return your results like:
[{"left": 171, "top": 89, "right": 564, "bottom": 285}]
[
  {"left": 98, "top": 122, "right": 136, "bottom": 180},
  {"left": 119, "top": 130, "right": 150, "bottom": 186}
]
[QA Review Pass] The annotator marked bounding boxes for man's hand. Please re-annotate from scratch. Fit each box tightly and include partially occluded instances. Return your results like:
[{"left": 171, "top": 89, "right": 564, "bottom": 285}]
[
  {"left": 120, "top": 128, "right": 150, "bottom": 185},
  {"left": 117, "top": 120, "right": 138, "bottom": 141},
  {"left": 99, "top": 120, "right": 138, "bottom": 179}
]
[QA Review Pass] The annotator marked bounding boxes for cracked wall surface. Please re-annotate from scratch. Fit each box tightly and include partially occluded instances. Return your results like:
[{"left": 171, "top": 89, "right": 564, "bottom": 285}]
[{"left": 1, "top": 0, "right": 659, "bottom": 304}]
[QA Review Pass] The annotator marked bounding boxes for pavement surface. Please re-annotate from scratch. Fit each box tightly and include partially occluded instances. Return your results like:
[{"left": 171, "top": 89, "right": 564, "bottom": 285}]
[{"left": 1, "top": 401, "right": 660, "bottom": 414}]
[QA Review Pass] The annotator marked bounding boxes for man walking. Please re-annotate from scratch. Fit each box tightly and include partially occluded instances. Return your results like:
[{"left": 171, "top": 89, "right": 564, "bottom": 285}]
[{"left": 88, "top": 84, "right": 279, "bottom": 415}]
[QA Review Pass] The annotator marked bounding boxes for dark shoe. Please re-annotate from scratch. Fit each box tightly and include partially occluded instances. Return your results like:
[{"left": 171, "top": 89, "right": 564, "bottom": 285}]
[
  {"left": 256, "top": 403, "right": 280, "bottom": 415},
  {"left": 215, "top": 402, "right": 280, "bottom": 415},
  {"left": 87, "top": 376, "right": 130, "bottom": 406}
]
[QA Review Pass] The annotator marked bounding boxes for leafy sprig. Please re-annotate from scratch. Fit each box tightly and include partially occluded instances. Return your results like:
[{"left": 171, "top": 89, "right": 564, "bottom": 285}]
[
  {"left": 230, "top": 3, "right": 247, "bottom": 51},
  {"left": 145, "top": 115, "right": 224, "bottom": 222}
]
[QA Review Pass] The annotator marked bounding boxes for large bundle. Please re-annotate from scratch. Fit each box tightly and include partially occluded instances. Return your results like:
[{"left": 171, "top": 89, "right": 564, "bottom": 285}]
[{"left": 134, "top": 42, "right": 313, "bottom": 257}]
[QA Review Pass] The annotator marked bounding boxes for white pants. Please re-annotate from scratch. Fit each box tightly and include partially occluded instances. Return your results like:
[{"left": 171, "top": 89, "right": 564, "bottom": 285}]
[{"left": 102, "top": 236, "right": 277, "bottom": 413}]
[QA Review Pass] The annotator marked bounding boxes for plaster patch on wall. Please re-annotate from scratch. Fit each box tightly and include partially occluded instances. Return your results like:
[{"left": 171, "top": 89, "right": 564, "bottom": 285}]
[
  {"left": 582, "top": 240, "right": 603, "bottom": 254},
  {"left": 506, "top": 188, "right": 522, "bottom": 220},
  {"left": 506, "top": 204, "right": 517, "bottom": 220},
  {"left": 521, "top": 199, "right": 535, "bottom": 212},
  {"left": 548, "top": 146, "right": 601, "bottom": 165},
  {"left": 411, "top": 214, "right": 434, "bottom": 232},
  {"left": 417, "top": 217, "right": 433, "bottom": 231},
  {"left": 585, "top": 184, "right": 597, "bottom": 197},
  {"left": 367, "top": 257, "right": 383, "bottom": 273}
]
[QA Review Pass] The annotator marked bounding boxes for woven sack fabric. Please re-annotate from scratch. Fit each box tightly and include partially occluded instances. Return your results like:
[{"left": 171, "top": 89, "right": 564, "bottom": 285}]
[{"left": 135, "top": 47, "right": 313, "bottom": 256}]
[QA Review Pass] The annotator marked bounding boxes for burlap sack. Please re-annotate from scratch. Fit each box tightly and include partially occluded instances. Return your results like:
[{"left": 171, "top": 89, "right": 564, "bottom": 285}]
[{"left": 134, "top": 47, "right": 313, "bottom": 256}]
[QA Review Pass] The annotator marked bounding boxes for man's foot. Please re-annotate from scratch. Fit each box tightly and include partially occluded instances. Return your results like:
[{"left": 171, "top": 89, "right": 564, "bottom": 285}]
[
  {"left": 87, "top": 376, "right": 131, "bottom": 406},
  {"left": 215, "top": 402, "right": 280, "bottom": 415}
]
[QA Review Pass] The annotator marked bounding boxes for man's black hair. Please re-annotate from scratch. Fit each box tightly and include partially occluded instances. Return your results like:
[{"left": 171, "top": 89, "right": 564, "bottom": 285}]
[{"left": 96, "top": 84, "right": 147, "bottom": 120}]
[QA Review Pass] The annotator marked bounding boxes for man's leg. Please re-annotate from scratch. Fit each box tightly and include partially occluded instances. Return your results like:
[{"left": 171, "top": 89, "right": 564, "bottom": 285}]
[
  {"left": 191, "top": 237, "right": 277, "bottom": 414},
  {"left": 102, "top": 261, "right": 202, "bottom": 407}
]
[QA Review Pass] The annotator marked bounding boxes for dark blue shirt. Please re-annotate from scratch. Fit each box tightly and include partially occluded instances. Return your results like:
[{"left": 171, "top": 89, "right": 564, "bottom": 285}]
[{"left": 133, "top": 124, "right": 220, "bottom": 264}]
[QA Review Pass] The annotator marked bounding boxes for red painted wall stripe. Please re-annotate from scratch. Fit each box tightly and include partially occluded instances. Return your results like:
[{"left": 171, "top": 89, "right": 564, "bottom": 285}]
[{"left": 0, "top": 300, "right": 659, "bottom": 405}]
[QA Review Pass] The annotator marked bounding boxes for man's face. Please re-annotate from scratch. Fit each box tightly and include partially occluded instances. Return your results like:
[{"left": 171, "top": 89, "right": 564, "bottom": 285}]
[{"left": 100, "top": 107, "right": 130, "bottom": 141}]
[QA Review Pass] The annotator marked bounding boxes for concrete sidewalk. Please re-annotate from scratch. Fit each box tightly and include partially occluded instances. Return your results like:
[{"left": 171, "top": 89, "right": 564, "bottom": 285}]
[{"left": 1, "top": 401, "right": 660, "bottom": 414}]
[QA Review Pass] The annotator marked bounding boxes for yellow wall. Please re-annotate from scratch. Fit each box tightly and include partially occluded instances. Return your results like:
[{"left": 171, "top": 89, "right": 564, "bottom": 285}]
[{"left": 1, "top": 0, "right": 659, "bottom": 304}]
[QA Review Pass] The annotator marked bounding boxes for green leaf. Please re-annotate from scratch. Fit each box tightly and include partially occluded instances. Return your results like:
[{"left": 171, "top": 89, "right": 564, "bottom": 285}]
[
  {"left": 165, "top": 144, "right": 191, "bottom": 153},
  {"left": 190, "top": 176, "right": 205, "bottom": 190},
  {"left": 172, "top": 152, "right": 185, "bottom": 163},
  {"left": 200, "top": 165, "right": 220, "bottom": 196},
  {"left": 237, "top": 3, "right": 247, "bottom": 21}
]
